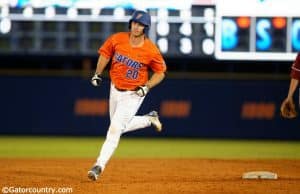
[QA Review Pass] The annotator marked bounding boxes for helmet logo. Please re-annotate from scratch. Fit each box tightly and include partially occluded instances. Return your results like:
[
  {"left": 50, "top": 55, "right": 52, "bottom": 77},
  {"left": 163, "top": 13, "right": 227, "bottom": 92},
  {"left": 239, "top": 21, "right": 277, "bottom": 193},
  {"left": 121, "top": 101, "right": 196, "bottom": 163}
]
[{"left": 135, "top": 13, "right": 143, "bottom": 19}]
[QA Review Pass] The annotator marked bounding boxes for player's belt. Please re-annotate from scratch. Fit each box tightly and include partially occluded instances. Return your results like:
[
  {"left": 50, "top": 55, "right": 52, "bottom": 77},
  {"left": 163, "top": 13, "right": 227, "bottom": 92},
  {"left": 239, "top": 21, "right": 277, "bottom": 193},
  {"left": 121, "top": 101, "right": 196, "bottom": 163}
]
[
  {"left": 115, "top": 87, "right": 127, "bottom": 92},
  {"left": 114, "top": 86, "right": 135, "bottom": 92}
]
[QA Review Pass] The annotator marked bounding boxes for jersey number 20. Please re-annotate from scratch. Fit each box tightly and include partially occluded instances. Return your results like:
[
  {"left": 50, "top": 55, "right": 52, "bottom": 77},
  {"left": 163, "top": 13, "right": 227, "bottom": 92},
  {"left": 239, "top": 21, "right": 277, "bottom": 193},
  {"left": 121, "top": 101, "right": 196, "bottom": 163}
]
[{"left": 126, "top": 69, "right": 138, "bottom": 79}]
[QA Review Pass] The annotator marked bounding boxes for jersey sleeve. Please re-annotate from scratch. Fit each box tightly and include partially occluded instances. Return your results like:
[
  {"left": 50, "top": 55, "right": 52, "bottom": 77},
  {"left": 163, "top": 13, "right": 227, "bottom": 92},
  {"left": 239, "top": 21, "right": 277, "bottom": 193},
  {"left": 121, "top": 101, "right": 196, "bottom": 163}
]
[
  {"left": 290, "top": 53, "right": 300, "bottom": 80},
  {"left": 149, "top": 47, "right": 167, "bottom": 73},
  {"left": 98, "top": 35, "right": 114, "bottom": 59}
]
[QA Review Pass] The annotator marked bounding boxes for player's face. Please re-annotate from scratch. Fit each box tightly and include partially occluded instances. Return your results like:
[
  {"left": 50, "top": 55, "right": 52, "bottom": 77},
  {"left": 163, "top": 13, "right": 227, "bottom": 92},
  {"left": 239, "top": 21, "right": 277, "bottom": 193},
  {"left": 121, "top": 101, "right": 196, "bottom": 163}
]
[{"left": 131, "top": 21, "right": 145, "bottom": 37}]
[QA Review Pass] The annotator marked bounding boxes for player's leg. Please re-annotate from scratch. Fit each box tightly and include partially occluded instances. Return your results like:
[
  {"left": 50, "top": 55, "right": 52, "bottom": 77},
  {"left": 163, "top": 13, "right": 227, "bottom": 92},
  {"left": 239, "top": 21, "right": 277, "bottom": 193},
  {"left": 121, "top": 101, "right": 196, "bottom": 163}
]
[
  {"left": 88, "top": 84, "right": 120, "bottom": 180},
  {"left": 109, "top": 84, "right": 118, "bottom": 120},
  {"left": 93, "top": 90, "right": 144, "bottom": 171},
  {"left": 109, "top": 85, "right": 160, "bottom": 134},
  {"left": 94, "top": 123, "right": 122, "bottom": 170},
  {"left": 123, "top": 115, "right": 150, "bottom": 133},
  {"left": 123, "top": 110, "right": 162, "bottom": 133},
  {"left": 121, "top": 92, "right": 149, "bottom": 133}
]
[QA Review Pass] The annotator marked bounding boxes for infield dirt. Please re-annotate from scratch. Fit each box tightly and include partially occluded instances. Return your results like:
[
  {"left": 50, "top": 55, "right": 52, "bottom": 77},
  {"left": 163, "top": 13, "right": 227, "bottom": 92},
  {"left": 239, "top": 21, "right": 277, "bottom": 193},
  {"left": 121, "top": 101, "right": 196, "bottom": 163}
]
[{"left": 0, "top": 158, "right": 299, "bottom": 194}]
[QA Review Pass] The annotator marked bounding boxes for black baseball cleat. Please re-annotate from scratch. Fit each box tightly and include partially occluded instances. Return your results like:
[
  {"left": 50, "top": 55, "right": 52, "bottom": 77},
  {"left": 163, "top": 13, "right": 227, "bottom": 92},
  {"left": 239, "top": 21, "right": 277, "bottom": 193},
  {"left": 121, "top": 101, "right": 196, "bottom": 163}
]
[
  {"left": 88, "top": 165, "right": 102, "bottom": 181},
  {"left": 147, "top": 111, "right": 162, "bottom": 132}
]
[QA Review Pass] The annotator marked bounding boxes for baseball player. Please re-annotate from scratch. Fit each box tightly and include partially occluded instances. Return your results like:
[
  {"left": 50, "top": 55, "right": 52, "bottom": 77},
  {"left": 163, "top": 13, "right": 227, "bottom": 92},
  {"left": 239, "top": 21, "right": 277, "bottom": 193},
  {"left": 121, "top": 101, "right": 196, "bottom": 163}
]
[
  {"left": 87, "top": 10, "right": 167, "bottom": 181},
  {"left": 280, "top": 52, "right": 300, "bottom": 118}
]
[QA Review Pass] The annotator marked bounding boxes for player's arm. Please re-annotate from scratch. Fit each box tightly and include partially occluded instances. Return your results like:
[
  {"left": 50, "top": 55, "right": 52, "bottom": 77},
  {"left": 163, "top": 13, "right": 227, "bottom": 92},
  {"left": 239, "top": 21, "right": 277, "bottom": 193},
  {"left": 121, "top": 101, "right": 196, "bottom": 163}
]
[
  {"left": 135, "top": 72, "right": 165, "bottom": 97},
  {"left": 286, "top": 77, "right": 299, "bottom": 100},
  {"left": 281, "top": 77, "right": 298, "bottom": 118},
  {"left": 287, "top": 54, "right": 300, "bottom": 99},
  {"left": 145, "top": 72, "right": 165, "bottom": 89},
  {"left": 135, "top": 46, "right": 166, "bottom": 97},
  {"left": 95, "top": 55, "right": 110, "bottom": 75},
  {"left": 146, "top": 50, "right": 166, "bottom": 89},
  {"left": 91, "top": 34, "right": 114, "bottom": 86},
  {"left": 280, "top": 57, "right": 300, "bottom": 118},
  {"left": 91, "top": 55, "right": 110, "bottom": 87}
]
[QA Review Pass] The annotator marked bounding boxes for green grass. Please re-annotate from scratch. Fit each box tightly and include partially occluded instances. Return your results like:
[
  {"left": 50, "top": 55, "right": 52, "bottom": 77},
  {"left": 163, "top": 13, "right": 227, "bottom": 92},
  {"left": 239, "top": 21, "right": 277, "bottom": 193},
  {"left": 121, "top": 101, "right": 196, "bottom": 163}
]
[{"left": 0, "top": 136, "right": 299, "bottom": 159}]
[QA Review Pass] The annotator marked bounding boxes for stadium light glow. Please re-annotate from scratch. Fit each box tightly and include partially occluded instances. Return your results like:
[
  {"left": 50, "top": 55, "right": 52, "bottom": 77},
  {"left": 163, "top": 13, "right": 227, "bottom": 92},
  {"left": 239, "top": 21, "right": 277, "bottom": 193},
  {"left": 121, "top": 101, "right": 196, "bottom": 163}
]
[
  {"left": 180, "top": 37, "right": 192, "bottom": 54},
  {"left": 156, "top": 21, "right": 170, "bottom": 36},
  {"left": 157, "top": 38, "right": 168, "bottom": 53},
  {"left": 67, "top": 7, "right": 78, "bottom": 19},
  {"left": 9, "top": 0, "right": 18, "bottom": 7},
  {"left": 204, "top": 22, "right": 214, "bottom": 37},
  {"left": 23, "top": 6, "right": 33, "bottom": 18},
  {"left": 179, "top": 22, "right": 192, "bottom": 36},
  {"left": 204, "top": 8, "right": 215, "bottom": 21},
  {"left": 91, "top": 8, "right": 101, "bottom": 18},
  {"left": 0, "top": 18, "right": 11, "bottom": 34},
  {"left": 180, "top": 9, "right": 191, "bottom": 21},
  {"left": 202, "top": 38, "right": 215, "bottom": 55},
  {"left": 113, "top": 7, "right": 125, "bottom": 19},
  {"left": 0, "top": 0, "right": 9, "bottom": 6},
  {"left": 132, "top": 2, "right": 146, "bottom": 12},
  {"left": 45, "top": 6, "right": 55, "bottom": 19},
  {"left": 6, "top": 0, "right": 193, "bottom": 10},
  {"left": 157, "top": 8, "right": 168, "bottom": 20},
  {"left": 1, "top": 5, "right": 9, "bottom": 17}
]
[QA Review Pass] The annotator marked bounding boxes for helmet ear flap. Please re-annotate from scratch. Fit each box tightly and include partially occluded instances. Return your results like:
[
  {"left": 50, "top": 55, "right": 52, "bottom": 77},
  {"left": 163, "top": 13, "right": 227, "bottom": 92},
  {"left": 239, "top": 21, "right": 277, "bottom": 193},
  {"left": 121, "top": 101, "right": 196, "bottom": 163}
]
[
  {"left": 143, "top": 26, "right": 149, "bottom": 35},
  {"left": 128, "top": 20, "right": 132, "bottom": 30}
]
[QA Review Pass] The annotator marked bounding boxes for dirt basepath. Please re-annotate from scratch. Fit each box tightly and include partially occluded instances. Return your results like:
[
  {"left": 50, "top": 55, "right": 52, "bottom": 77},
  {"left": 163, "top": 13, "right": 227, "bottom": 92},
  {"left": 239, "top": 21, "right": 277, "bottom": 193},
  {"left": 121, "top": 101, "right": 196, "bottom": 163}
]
[{"left": 0, "top": 159, "right": 299, "bottom": 194}]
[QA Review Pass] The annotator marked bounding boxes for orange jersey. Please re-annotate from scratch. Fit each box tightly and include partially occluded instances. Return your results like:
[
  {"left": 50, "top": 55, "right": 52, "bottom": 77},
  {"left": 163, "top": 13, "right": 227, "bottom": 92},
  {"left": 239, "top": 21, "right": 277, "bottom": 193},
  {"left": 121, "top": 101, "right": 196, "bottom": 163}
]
[{"left": 98, "top": 32, "right": 166, "bottom": 90}]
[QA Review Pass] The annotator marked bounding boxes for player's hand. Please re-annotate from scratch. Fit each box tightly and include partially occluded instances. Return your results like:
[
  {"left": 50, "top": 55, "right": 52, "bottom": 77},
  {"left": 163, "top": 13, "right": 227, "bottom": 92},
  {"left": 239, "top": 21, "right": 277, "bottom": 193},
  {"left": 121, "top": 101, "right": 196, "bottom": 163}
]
[
  {"left": 135, "top": 85, "right": 149, "bottom": 97},
  {"left": 280, "top": 97, "right": 297, "bottom": 119},
  {"left": 91, "top": 73, "right": 102, "bottom": 87}
]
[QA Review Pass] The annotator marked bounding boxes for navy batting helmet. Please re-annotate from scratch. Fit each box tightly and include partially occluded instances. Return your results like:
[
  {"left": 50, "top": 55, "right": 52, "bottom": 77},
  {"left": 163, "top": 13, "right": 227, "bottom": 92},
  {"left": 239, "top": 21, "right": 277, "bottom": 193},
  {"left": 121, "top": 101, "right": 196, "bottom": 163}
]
[{"left": 129, "top": 10, "right": 151, "bottom": 34}]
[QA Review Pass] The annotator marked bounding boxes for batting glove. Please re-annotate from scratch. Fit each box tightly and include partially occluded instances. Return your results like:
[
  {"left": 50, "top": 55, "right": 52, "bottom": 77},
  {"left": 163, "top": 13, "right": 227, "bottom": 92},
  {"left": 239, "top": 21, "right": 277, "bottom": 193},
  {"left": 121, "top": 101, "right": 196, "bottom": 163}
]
[
  {"left": 91, "top": 73, "right": 102, "bottom": 87},
  {"left": 135, "top": 85, "right": 149, "bottom": 97}
]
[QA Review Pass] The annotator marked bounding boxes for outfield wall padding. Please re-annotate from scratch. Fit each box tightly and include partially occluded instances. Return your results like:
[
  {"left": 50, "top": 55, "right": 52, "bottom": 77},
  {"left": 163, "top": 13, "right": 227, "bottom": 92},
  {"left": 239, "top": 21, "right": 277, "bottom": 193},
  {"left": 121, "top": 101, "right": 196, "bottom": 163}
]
[{"left": 0, "top": 76, "right": 299, "bottom": 139}]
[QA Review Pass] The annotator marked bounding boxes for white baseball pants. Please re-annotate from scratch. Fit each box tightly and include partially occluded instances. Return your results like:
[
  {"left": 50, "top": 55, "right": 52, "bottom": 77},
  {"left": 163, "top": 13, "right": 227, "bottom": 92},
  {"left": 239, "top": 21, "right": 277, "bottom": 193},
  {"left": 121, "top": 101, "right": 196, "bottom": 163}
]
[{"left": 94, "top": 84, "right": 151, "bottom": 170}]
